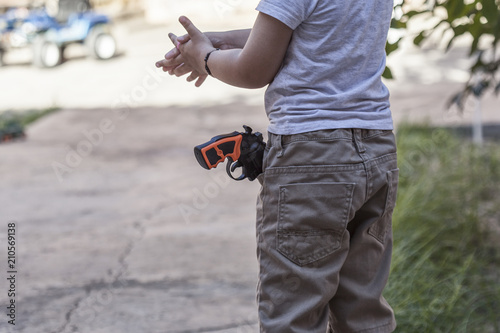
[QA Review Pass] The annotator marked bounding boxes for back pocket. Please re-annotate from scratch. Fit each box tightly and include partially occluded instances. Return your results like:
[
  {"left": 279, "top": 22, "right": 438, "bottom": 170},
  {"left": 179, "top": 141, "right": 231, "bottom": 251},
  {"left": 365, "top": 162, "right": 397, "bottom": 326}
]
[
  {"left": 277, "top": 182, "right": 355, "bottom": 266},
  {"left": 368, "top": 168, "right": 399, "bottom": 243}
]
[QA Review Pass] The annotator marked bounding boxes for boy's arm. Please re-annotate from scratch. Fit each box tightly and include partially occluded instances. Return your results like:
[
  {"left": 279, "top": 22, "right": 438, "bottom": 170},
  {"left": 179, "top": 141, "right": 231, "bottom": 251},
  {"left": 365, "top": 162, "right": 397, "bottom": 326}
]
[
  {"left": 204, "top": 29, "right": 251, "bottom": 50},
  {"left": 156, "top": 29, "right": 252, "bottom": 86},
  {"left": 177, "top": 13, "right": 293, "bottom": 89}
]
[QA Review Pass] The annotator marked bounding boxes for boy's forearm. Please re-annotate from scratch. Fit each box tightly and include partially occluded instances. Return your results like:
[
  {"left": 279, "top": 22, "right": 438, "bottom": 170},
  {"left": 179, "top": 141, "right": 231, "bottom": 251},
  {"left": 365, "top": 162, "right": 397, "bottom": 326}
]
[
  {"left": 207, "top": 49, "right": 272, "bottom": 89},
  {"left": 201, "top": 14, "right": 292, "bottom": 89},
  {"left": 167, "top": 13, "right": 290, "bottom": 89},
  {"left": 205, "top": 29, "right": 251, "bottom": 49},
  {"left": 205, "top": 49, "right": 247, "bottom": 88}
]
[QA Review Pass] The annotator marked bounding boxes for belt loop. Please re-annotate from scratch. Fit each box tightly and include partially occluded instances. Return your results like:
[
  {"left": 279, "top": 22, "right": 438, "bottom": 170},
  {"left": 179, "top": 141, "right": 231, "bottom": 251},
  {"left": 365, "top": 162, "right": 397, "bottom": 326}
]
[
  {"left": 352, "top": 129, "right": 366, "bottom": 154},
  {"left": 276, "top": 134, "right": 284, "bottom": 158}
]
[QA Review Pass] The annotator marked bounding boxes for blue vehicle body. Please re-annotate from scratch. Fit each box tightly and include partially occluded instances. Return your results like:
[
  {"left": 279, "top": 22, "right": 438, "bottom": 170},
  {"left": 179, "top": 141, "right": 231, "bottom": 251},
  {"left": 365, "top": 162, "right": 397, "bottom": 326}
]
[
  {"left": 0, "top": 7, "right": 115, "bottom": 66},
  {"left": 36, "top": 11, "right": 111, "bottom": 45}
]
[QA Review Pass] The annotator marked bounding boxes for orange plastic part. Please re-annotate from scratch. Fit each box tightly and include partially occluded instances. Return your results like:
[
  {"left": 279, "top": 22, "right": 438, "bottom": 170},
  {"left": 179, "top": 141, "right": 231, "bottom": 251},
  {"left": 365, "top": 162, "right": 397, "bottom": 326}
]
[{"left": 201, "top": 134, "right": 242, "bottom": 169}]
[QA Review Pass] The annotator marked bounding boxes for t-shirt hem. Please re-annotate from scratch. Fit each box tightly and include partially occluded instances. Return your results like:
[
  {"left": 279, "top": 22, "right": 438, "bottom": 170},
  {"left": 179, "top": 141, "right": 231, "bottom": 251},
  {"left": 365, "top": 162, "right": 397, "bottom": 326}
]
[{"left": 268, "top": 120, "right": 394, "bottom": 135}]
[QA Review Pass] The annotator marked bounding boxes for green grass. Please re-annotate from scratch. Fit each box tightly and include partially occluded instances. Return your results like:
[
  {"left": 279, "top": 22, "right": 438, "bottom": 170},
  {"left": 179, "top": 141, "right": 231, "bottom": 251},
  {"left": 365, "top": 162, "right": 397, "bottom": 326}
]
[
  {"left": 0, "top": 108, "right": 59, "bottom": 139},
  {"left": 387, "top": 124, "right": 500, "bottom": 333},
  {"left": 16, "top": 107, "right": 60, "bottom": 126}
]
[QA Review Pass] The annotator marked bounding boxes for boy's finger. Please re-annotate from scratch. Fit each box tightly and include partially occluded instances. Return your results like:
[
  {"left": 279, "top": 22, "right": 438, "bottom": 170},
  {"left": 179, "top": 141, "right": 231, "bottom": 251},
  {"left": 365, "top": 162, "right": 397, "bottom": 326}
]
[
  {"left": 168, "top": 33, "right": 180, "bottom": 50},
  {"left": 179, "top": 16, "right": 203, "bottom": 39},
  {"left": 156, "top": 54, "right": 183, "bottom": 68},
  {"left": 173, "top": 63, "right": 193, "bottom": 77},
  {"left": 177, "top": 34, "right": 191, "bottom": 43},
  {"left": 164, "top": 48, "right": 179, "bottom": 60},
  {"left": 168, "top": 33, "right": 178, "bottom": 45},
  {"left": 156, "top": 59, "right": 169, "bottom": 68},
  {"left": 195, "top": 75, "right": 207, "bottom": 88},
  {"left": 162, "top": 66, "right": 176, "bottom": 73},
  {"left": 186, "top": 71, "right": 198, "bottom": 82},
  {"left": 165, "top": 33, "right": 182, "bottom": 59},
  {"left": 155, "top": 58, "right": 174, "bottom": 67}
]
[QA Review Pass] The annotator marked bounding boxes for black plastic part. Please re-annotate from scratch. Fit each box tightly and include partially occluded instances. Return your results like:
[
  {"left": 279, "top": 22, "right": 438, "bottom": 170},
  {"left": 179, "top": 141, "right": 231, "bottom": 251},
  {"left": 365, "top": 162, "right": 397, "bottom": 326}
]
[
  {"left": 194, "top": 147, "right": 208, "bottom": 169},
  {"left": 225, "top": 126, "right": 266, "bottom": 181},
  {"left": 227, "top": 160, "right": 246, "bottom": 181},
  {"left": 219, "top": 141, "right": 236, "bottom": 156},
  {"left": 205, "top": 148, "right": 221, "bottom": 166},
  {"left": 194, "top": 126, "right": 266, "bottom": 181}
]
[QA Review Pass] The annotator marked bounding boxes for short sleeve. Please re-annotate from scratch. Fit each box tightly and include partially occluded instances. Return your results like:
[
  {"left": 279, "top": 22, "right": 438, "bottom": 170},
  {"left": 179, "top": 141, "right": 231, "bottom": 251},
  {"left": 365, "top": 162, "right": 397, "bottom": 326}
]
[{"left": 256, "top": 0, "right": 319, "bottom": 30}]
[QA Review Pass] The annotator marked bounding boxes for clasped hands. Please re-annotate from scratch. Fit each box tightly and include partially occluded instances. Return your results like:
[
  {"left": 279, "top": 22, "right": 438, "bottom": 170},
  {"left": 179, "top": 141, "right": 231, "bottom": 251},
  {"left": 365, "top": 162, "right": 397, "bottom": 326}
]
[{"left": 155, "top": 16, "right": 222, "bottom": 87}]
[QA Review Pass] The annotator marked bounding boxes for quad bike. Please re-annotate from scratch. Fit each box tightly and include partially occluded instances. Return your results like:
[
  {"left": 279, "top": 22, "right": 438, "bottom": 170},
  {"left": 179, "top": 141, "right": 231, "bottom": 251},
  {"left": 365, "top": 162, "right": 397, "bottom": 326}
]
[
  {"left": 0, "top": 1, "right": 116, "bottom": 68},
  {"left": 31, "top": 9, "right": 117, "bottom": 67}
]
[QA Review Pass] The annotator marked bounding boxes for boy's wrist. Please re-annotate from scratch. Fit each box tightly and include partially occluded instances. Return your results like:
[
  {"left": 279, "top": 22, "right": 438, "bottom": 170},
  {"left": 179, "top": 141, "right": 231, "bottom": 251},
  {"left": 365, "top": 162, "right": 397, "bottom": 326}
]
[{"left": 204, "top": 48, "right": 220, "bottom": 76}]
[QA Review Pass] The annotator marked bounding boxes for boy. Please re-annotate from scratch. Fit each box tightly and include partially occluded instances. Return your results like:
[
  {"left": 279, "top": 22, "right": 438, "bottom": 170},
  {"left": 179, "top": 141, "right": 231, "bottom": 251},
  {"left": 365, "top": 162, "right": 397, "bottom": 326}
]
[{"left": 156, "top": 1, "right": 398, "bottom": 331}]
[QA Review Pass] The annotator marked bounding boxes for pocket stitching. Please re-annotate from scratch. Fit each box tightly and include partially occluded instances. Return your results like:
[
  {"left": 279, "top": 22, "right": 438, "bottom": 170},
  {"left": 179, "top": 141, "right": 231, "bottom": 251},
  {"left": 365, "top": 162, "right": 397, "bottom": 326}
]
[
  {"left": 383, "top": 169, "right": 399, "bottom": 217},
  {"left": 277, "top": 182, "right": 355, "bottom": 266},
  {"left": 368, "top": 169, "right": 399, "bottom": 243}
]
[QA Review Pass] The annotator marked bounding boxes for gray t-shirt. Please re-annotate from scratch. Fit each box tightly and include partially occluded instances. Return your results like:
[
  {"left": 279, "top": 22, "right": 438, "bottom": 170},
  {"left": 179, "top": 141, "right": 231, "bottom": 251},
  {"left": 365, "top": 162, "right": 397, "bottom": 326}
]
[{"left": 256, "top": 0, "right": 394, "bottom": 135}]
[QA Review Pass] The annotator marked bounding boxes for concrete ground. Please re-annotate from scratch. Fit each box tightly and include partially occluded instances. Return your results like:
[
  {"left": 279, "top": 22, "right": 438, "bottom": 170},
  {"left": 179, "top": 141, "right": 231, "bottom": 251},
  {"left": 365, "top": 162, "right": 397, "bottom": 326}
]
[
  {"left": 1, "top": 103, "right": 267, "bottom": 333},
  {"left": 1, "top": 9, "right": 500, "bottom": 333}
]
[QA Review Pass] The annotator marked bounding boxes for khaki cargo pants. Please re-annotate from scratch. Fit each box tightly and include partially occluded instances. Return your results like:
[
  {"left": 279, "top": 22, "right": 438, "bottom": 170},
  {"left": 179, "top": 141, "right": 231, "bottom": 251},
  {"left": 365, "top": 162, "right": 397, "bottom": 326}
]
[{"left": 256, "top": 129, "right": 398, "bottom": 333}]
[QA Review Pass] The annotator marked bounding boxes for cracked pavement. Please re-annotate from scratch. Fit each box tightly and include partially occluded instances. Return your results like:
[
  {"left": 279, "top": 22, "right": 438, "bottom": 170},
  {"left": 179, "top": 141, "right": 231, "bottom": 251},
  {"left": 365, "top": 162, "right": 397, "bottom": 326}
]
[{"left": 0, "top": 104, "right": 267, "bottom": 333}]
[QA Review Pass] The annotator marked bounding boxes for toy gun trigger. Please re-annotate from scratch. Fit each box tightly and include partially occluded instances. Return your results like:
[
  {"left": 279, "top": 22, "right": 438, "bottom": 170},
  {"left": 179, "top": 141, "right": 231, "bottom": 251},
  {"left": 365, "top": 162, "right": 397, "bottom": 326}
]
[{"left": 226, "top": 158, "right": 246, "bottom": 181}]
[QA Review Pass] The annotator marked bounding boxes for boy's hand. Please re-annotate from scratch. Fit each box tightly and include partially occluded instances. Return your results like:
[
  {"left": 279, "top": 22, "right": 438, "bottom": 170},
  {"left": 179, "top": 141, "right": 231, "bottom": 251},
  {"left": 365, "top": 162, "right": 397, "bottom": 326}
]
[
  {"left": 175, "top": 16, "right": 217, "bottom": 75},
  {"left": 162, "top": 33, "right": 190, "bottom": 66},
  {"left": 155, "top": 31, "right": 207, "bottom": 87}
]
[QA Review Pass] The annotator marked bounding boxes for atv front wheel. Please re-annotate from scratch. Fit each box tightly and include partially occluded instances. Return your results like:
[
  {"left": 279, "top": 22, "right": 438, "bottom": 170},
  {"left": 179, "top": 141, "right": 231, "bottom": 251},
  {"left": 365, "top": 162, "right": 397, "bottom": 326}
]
[
  {"left": 33, "top": 37, "right": 62, "bottom": 68},
  {"left": 0, "top": 49, "right": 5, "bottom": 67},
  {"left": 86, "top": 26, "right": 116, "bottom": 60}
]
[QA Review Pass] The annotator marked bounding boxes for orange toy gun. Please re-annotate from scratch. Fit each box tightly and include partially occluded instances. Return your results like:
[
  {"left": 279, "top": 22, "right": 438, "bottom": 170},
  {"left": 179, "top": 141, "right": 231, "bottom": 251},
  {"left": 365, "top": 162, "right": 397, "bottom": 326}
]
[{"left": 194, "top": 125, "right": 266, "bottom": 181}]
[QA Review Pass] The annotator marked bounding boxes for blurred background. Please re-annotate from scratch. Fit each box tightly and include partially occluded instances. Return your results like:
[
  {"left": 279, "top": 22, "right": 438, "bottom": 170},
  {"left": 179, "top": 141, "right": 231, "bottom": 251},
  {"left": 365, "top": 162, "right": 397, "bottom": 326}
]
[{"left": 0, "top": 0, "right": 499, "bottom": 332}]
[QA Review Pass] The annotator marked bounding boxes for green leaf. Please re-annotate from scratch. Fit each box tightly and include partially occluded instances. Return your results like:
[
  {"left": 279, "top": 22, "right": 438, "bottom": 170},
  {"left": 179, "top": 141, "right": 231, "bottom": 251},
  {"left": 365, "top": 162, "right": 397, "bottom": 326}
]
[
  {"left": 391, "top": 18, "right": 407, "bottom": 30},
  {"left": 383, "top": 66, "right": 394, "bottom": 79},
  {"left": 386, "top": 38, "right": 402, "bottom": 56},
  {"left": 468, "top": 14, "right": 484, "bottom": 55},
  {"left": 452, "top": 24, "right": 469, "bottom": 38},
  {"left": 405, "top": 10, "right": 429, "bottom": 19},
  {"left": 481, "top": 0, "right": 499, "bottom": 25},
  {"left": 414, "top": 31, "right": 427, "bottom": 46},
  {"left": 390, "top": 0, "right": 500, "bottom": 101},
  {"left": 451, "top": 0, "right": 465, "bottom": 19}
]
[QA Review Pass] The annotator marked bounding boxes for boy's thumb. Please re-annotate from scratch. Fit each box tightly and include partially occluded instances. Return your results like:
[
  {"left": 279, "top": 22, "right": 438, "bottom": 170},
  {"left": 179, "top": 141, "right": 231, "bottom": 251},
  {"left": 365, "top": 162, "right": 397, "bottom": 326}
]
[{"left": 179, "top": 16, "right": 202, "bottom": 38}]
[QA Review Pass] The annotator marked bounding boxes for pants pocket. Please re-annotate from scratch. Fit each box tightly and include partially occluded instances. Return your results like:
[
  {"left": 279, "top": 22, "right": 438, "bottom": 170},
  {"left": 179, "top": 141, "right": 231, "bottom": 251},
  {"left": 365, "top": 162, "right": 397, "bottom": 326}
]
[
  {"left": 277, "top": 182, "right": 355, "bottom": 266},
  {"left": 368, "top": 168, "right": 399, "bottom": 243}
]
